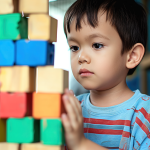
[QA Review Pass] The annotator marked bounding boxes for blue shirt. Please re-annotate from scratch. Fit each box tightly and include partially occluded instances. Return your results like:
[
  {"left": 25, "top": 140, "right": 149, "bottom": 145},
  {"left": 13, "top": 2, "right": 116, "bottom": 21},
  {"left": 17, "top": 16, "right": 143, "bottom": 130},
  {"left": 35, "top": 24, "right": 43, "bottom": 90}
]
[{"left": 76, "top": 90, "right": 150, "bottom": 150}]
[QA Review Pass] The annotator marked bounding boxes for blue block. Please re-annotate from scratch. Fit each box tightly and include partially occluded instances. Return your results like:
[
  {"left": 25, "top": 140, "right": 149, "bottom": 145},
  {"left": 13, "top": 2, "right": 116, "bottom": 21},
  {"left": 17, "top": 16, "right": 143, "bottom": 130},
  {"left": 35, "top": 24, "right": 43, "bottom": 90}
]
[
  {"left": 0, "top": 40, "right": 15, "bottom": 66},
  {"left": 47, "top": 43, "right": 54, "bottom": 65},
  {"left": 16, "top": 40, "right": 55, "bottom": 66}
]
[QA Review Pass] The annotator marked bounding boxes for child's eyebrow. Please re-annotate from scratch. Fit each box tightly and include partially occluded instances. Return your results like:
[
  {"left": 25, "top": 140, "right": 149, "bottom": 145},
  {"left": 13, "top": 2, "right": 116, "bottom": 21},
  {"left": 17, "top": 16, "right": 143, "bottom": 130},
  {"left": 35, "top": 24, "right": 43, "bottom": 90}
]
[
  {"left": 67, "top": 33, "right": 110, "bottom": 42},
  {"left": 88, "top": 33, "right": 110, "bottom": 40}
]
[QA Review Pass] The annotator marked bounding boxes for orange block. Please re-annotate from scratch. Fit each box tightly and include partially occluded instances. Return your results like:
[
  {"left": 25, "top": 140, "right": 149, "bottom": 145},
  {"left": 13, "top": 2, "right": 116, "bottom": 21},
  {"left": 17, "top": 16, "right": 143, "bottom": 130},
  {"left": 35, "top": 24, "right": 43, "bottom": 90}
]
[{"left": 33, "top": 93, "right": 65, "bottom": 119}]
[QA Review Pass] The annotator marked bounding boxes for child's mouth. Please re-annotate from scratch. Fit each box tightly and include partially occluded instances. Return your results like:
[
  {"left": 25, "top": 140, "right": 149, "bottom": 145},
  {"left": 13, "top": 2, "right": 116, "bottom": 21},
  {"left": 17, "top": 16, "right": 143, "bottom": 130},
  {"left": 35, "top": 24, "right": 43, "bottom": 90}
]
[
  {"left": 80, "top": 72, "right": 94, "bottom": 77},
  {"left": 79, "top": 68, "right": 94, "bottom": 77}
]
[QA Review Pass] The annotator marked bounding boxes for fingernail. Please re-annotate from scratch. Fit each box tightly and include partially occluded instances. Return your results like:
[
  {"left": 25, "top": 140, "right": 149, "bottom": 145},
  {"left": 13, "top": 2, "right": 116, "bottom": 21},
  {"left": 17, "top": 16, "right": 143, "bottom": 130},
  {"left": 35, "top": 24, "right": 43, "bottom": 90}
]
[
  {"left": 69, "top": 90, "right": 73, "bottom": 94},
  {"left": 61, "top": 113, "right": 67, "bottom": 119},
  {"left": 64, "top": 95, "right": 68, "bottom": 100}
]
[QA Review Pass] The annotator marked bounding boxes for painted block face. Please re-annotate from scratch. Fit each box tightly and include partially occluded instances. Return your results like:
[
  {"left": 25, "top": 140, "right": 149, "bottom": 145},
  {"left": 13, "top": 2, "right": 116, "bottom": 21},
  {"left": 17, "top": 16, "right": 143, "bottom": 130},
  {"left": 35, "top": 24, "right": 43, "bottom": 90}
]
[
  {"left": 28, "top": 14, "right": 57, "bottom": 42},
  {"left": 7, "top": 117, "right": 40, "bottom": 143},
  {"left": 19, "top": 0, "right": 49, "bottom": 14},
  {"left": 0, "top": 13, "right": 28, "bottom": 40},
  {"left": 0, "top": 40, "right": 15, "bottom": 66},
  {"left": 33, "top": 93, "right": 65, "bottom": 119},
  {"left": 0, "top": 66, "right": 35, "bottom": 92},
  {"left": 0, "top": 143, "right": 19, "bottom": 150},
  {"left": 41, "top": 119, "right": 65, "bottom": 145},
  {"left": 0, "top": 119, "right": 6, "bottom": 142},
  {"left": 37, "top": 66, "right": 68, "bottom": 93},
  {"left": 21, "top": 143, "right": 63, "bottom": 150},
  {"left": 0, "top": 92, "right": 32, "bottom": 118},
  {"left": 16, "top": 40, "right": 55, "bottom": 66}
]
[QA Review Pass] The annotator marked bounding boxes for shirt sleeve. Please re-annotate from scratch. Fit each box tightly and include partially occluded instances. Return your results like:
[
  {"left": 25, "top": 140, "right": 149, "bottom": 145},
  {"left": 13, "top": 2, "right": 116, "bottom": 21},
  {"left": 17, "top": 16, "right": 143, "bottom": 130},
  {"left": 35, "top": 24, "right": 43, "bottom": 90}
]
[{"left": 139, "top": 137, "right": 150, "bottom": 150}]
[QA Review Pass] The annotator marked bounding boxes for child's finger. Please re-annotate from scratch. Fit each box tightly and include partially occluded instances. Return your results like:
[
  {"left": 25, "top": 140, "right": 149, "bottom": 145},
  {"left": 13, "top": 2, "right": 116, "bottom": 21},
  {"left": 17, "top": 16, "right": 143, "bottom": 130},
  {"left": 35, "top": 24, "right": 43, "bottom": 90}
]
[
  {"left": 61, "top": 113, "right": 72, "bottom": 134},
  {"left": 67, "top": 93, "right": 82, "bottom": 122},
  {"left": 63, "top": 95, "right": 78, "bottom": 129},
  {"left": 68, "top": 90, "right": 82, "bottom": 116}
]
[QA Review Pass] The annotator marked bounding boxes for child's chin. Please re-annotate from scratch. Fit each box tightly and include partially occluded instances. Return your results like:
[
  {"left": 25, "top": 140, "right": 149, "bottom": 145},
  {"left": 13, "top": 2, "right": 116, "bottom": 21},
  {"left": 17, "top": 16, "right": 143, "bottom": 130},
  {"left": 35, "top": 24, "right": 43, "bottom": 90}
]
[{"left": 82, "top": 84, "right": 97, "bottom": 91}]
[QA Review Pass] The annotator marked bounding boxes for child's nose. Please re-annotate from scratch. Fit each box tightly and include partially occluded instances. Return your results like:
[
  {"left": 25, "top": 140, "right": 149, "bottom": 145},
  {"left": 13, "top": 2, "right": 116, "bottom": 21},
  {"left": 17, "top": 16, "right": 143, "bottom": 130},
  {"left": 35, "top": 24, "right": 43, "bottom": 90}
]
[{"left": 78, "top": 50, "right": 91, "bottom": 65}]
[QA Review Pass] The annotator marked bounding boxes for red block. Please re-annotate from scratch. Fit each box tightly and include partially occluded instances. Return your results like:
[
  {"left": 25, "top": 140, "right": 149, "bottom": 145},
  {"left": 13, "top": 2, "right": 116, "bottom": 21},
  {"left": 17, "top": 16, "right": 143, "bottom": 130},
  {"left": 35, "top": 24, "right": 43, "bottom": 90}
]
[{"left": 0, "top": 92, "right": 32, "bottom": 118}]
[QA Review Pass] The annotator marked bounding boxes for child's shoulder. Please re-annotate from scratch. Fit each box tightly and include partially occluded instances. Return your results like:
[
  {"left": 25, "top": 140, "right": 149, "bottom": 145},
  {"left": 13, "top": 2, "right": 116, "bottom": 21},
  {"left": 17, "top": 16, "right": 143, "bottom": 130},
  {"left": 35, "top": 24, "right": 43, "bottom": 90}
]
[
  {"left": 133, "top": 90, "right": 150, "bottom": 112},
  {"left": 76, "top": 93, "right": 90, "bottom": 103}
]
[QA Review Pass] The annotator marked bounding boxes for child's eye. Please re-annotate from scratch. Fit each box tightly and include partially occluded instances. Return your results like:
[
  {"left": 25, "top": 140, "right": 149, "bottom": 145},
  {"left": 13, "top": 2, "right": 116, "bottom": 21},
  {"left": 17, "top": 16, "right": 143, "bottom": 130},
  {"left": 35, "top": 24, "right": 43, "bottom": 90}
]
[
  {"left": 70, "top": 46, "right": 79, "bottom": 52},
  {"left": 92, "top": 43, "right": 104, "bottom": 49}
]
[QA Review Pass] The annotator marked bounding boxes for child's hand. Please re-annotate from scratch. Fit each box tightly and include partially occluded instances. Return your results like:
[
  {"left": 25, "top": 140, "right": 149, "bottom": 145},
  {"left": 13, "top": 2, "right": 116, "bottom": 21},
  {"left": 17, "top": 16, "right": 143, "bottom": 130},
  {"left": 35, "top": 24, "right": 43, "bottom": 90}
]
[{"left": 61, "top": 89, "right": 86, "bottom": 150}]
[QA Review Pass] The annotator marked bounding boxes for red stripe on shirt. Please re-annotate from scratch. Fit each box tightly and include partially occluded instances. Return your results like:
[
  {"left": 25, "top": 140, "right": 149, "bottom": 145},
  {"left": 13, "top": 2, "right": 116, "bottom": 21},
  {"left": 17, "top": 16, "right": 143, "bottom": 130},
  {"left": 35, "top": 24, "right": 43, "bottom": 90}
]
[
  {"left": 135, "top": 117, "right": 150, "bottom": 138},
  {"left": 139, "top": 107, "right": 150, "bottom": 123},
  {"left": 84, "top": 118, "right": 131, "bottom": 126},
  {"left": 84, "top": 128, "right": 130, "bottom": 137}
]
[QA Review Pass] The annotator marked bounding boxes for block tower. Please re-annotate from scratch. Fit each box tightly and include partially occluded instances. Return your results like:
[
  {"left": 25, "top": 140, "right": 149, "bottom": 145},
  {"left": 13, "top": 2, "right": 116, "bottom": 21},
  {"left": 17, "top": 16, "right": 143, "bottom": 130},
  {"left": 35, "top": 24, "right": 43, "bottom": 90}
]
[{"left": 0, "top": 0, "right": 68, "bottom": 150}]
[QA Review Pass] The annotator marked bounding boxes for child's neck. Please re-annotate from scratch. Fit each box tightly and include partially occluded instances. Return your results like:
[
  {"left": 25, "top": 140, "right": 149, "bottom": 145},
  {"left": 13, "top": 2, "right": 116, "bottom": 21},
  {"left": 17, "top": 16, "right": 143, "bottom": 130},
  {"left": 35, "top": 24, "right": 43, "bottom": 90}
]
[{"left": 90, "top": 80, "right": 134, "bottom": 107}]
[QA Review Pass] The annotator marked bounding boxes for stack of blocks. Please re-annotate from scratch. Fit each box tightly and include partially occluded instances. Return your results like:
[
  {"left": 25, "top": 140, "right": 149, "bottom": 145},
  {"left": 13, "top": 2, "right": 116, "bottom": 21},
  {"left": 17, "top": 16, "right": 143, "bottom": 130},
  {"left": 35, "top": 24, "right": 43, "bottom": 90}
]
[{"left": 0, "top": 0, "right": 68, "bottom": 150}]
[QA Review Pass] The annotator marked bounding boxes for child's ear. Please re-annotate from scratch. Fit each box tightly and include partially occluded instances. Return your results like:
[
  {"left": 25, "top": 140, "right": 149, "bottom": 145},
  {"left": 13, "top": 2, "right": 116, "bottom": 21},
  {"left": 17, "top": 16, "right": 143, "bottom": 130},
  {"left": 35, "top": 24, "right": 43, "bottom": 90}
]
[{"left": 126, "top": 43, "right": 145, "bottom": 69}]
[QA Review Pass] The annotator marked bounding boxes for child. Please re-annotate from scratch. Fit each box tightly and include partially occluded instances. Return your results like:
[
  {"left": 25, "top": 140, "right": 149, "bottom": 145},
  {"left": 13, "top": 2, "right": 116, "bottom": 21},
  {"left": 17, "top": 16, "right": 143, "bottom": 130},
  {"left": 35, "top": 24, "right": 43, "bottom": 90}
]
[{"left": 61, "top": 0, "right": 150, "bottom": 150}]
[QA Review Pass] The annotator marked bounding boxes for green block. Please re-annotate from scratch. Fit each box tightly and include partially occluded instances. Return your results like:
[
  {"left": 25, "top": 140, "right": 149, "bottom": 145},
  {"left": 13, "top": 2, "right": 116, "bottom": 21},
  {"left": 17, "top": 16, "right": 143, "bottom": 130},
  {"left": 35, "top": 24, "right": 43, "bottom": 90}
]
[
  {"left": 0, "top": 13, "right": 28, "bottom": 40},
  {"left": 7, "top": 117, "right": 40, "bottom": 143},
  {"left": 41, "top": 119, "right": 65, "bottom": 145}
]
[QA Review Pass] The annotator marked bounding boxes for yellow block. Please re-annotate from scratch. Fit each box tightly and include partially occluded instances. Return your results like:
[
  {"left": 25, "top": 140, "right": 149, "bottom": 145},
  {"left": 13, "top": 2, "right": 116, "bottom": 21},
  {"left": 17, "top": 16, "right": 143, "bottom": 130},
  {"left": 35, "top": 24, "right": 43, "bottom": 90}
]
[
  {"left": 0, "top": 66, "right": 35, "bottom": 92},
  {"left": 21, "top": 143, "right": 64, "bottom": 150},
  {"left": 0, "top": 119, "right": 6, "bottom": 142},
  {"left": 0, "top": 143, "right": 19, "bottom": 150},
  {"left": 0, "top": 0, "right": 18, "bottom": 14},
  {"left": 19, "top": 0, "right": 49, "bottom": 14},
  {"left": 28, "top": 14, "right": 58, "bottom": 43},
  {"left": 37, "top": 66, "right": 68, "bottom": 93}
]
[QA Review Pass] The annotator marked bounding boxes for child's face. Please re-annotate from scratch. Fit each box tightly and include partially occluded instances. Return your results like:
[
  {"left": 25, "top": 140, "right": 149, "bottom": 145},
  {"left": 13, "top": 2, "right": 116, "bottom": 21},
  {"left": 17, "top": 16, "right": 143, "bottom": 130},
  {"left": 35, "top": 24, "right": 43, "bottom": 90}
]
[{"left": 67, "top": 12, "right": 129, "bottom": 91}]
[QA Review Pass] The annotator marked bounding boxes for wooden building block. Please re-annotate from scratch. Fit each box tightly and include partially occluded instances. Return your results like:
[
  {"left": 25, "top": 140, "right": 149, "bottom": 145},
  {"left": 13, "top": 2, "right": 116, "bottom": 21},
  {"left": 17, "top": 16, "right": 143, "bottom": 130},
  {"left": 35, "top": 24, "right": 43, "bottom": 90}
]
[
  {"left": 33, "top": 93, "right": 65, "bottom": 119},
  {"left": 21, "top": 143, "right": 63, "bottom": 150},
  {"left": 0, "top": 0, "right": 18, "bottom": 14},
  {"left": 0, "top": 13, "right": 27, "bottom": 40},
  {"left": 0, "top": 143, "right": 19, "bottom": 150},
  {"left": 0, "top": 66, "right": 35, "bottom": 92},
  {"left": 0, "top": 40, "right": 15, "bottom": 66},
  {"left": 0, "top": 92, "right": 32, "bottom": 118},
  {"left": 16, "top": 40, "right": 55, "bottom": 66},
  {"left": 41, "top": 119, "right": 65, "bottom": 145},
  {"left": 0, "top": 119, "right": 6, "bottom": 142},
  {"left": 37, "top": 66, "right": 68, "bottom": 93},
  {"left": 28, "top": 14, "right": 57, "bottom": 42},
  {"left": 7, "top": 117, "right": 40, "bottom": 143},
  {"left": 19, "top": 0, "right": 49, "bottom": 14}
]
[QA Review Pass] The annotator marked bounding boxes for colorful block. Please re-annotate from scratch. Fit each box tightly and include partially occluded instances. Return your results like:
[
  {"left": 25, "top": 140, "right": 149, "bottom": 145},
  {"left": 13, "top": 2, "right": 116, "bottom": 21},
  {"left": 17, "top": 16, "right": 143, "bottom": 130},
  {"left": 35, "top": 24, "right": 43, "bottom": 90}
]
[
  {"left": 28, "top": 14, "right": 57, "bottom": 42},
  {"left": 0, "top": 0, "right": 18, "bottom": 14},
  {"left": 7, "top": 117, "right": 40, "bottom": 143},
  {"left": 0, "top": 13, "right": 27, "bottom": 40},
  {"left": 0, "top": 143, "right": 19, "bottom": 150},
  {"left": 21, "top": 143, "right": 63, "bottom": 150},
  {"left": 16, "top": 40, "right": 55, "bottom": 66},
  {"left": 37, "top": 66, "right": 68, "bottom": 93},
  {"left": 0, "top": 66, "right": 35, "bottom": 92},
  {"left": 0, "top": 92, "right": 32, "bottom": 118},
  {"left": 0, "top": 40, "right": 15, "bottom": 66},
  {"left": 19, "top": 0, "right": 49, "bottom": 14},
  {"left": 33, "top": 93, "right": 65, "bottom": 119},
  {"left": 0, "top": 119, "right": 6, "bottom": 142},
  {"left": 41, "top": 119, "right": 65, "bottom": 145}
]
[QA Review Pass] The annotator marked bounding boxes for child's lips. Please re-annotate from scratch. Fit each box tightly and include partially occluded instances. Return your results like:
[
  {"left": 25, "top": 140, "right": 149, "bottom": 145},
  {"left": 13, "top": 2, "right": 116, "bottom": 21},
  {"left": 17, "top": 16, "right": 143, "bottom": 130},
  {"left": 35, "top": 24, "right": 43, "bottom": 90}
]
[
  {"left": 79, "top": 69, "right": 94, "bottom": 77},
  {"left": 80, "top": 72, "right": 94, "bottom": 77}
]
